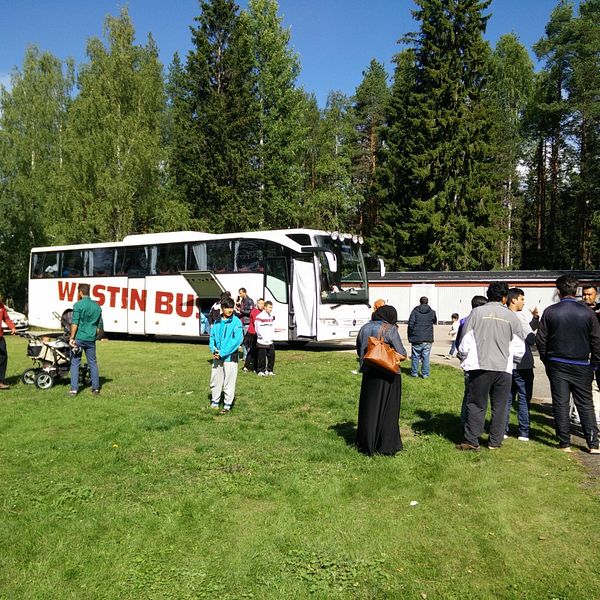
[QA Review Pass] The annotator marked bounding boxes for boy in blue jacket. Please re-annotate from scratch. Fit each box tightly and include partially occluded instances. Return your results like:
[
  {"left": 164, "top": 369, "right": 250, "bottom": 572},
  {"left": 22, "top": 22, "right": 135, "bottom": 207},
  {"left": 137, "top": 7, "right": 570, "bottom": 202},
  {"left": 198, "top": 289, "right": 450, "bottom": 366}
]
[{"left": 209, "top": 297, "right": 244, "bottom": 412}]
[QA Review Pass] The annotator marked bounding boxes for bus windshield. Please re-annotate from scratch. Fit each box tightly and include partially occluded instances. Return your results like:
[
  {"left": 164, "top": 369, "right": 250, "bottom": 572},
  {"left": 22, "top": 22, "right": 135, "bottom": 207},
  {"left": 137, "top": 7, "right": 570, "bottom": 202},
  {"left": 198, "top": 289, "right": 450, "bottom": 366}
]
[{"left": 315, "top": 236, "right": 368, "bottom": 304}]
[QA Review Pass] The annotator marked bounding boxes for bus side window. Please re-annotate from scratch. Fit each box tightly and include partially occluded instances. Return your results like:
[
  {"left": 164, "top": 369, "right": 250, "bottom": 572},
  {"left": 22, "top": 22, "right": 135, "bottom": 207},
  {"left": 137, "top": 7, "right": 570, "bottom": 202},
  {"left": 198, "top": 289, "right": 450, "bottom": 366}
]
[
  {"left": 207, "top": 241, "right": 233, "bottom": 273},
  {"left": 121, "top": 246, "right": 148, "bottom": 277},
  {"left": 92, "top": 248, "right": 115, "bottom": 277},
  {"left": 265, "top": 257, "right": 288, "bottom": 303},
  {"left": 62, "top": 250, "right": 84, "bottom": 277},
  {"left": 189, "top": 243, "right": 207, "bottom": 270},
  {"left": 235, "top": 240, "right": 264, "bottom": 273},
  {"left": 156, "top": 243, "right": 186, "bottom": 275},
  {"left": 39, "top": 251, "right": 60, "bottom": 278}
]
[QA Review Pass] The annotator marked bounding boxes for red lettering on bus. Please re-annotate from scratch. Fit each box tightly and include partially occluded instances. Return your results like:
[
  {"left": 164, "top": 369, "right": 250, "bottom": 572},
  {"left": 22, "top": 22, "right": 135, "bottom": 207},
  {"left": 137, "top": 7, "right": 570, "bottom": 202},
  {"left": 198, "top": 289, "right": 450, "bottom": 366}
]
[
  {"left": 175, "top": 293, "right": 195, "bottom": 318},
  {"left": 156, "top": 291, "right": 174, "bottom": 315},
  {"left": 130, "top": 289, "right": 146, "bottom": 312},
  {"left": 106, "top": 286, "right": 120, "bottom": 308},
  {"left": 92, "top": 285, "right": 106, "bottom": 306},
  {"left": 121, "top": 287, "right": 128, "bottom": 309},
  {"left": 58, "top": 281, "right": 77, "bottom": 301}
]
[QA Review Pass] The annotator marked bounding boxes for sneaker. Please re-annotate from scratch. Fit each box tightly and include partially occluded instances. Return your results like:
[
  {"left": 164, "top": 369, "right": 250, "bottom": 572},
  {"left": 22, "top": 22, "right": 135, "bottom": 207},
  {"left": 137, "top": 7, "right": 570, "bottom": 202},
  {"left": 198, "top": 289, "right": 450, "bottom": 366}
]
[
  {"left": 68, "top": 390, "right": 78, "bottom": 396},
  {"left": 559, "top": 446, "right": 573, "bottom": 453},
  {"left": 219, "top": 407, "right": 231, "bottom": 414},
  {"left": 488, "top": 445, "right": 500, "bottom": 450},
  {"left": 456, "top": 442, "right": 480, "bottom": 452},
  {"left": 267, "top": 371, "right": 275, "bottom": 376},
  {"left": 210, "top": 402, "right": 220, "bottom": 409},
  {"left": 92, "top": 389, "right": 100, "bottom": 396},
  {"left": 257, "top": 372, "right": 267, "bottom": 377},
  {"left": 588, "top": 448, "right": 600, "bottom": 454},
  {"left": 517, "top": 436, "right": 529, "bottom": 442},
  {"left": 503, "top": 434, "right": 509, "bottom": 439},
  {"left": 242, "top": 367, "right": 249, "bottom": 373},
  {"left": 0, "top": 382, "right": 9, "bottom": 390},
  {"left": 445, "top": 355, "right": 451, "bottom": 360}
]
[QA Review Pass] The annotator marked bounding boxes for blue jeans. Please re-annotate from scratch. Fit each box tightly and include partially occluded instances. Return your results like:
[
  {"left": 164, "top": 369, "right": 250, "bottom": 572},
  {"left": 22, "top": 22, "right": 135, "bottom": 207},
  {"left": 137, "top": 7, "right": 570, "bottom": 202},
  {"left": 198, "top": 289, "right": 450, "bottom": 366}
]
[
  {"left": 504, "top": 368, "right": 534, "bottom": 436},
  {"left": 411, "top": 342, "right": 432, "bottom": 377},
  {"left": 70, "top": 340, "right": 100, "bottom": 392}
]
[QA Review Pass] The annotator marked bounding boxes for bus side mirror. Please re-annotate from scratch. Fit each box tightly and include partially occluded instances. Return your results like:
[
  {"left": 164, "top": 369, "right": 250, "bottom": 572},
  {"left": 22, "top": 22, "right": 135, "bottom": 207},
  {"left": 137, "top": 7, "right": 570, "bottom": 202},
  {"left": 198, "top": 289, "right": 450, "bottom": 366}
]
[{"left": 324, "top": 251, "right": 337, "bottom": 273}]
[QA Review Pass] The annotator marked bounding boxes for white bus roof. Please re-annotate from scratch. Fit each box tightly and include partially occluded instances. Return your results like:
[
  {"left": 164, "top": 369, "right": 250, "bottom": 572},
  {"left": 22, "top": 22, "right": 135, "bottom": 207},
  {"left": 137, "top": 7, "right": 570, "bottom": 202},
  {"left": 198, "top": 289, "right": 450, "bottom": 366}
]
[{"left": 30, "top": 228, "right": 332, "bottom": 253}]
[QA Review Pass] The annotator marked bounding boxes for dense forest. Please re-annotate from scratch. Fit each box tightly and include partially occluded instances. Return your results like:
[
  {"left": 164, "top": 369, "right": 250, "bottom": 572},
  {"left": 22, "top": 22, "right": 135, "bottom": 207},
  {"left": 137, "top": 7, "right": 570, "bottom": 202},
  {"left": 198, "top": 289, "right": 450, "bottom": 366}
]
[{"left": 1, "top": 0, "right": 599, "bottom": 308}]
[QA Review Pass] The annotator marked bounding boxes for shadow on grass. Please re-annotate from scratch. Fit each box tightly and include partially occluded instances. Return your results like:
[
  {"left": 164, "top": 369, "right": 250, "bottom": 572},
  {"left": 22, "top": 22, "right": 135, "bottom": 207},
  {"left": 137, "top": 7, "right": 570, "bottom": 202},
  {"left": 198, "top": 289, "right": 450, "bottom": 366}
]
[
  {"left": 329, "top": 421, "right": 357, "bottom": 447},
  {"left": 411, "top": 409, "right": 463, "bottom": 443}
]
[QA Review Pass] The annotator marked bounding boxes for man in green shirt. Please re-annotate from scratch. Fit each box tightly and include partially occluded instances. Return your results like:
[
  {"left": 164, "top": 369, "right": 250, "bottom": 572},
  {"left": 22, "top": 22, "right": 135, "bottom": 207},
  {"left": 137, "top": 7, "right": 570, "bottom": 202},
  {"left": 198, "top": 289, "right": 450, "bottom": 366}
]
[{"left": 69, "top": 283, "right": 103, "bottom": 395}]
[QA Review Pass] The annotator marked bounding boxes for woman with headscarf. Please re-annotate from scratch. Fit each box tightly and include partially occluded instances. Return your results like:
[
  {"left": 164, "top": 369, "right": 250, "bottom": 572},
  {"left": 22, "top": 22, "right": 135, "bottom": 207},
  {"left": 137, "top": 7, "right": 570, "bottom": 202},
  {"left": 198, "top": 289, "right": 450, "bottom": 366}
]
[{"left": 356, "top": 305, "right": 407, "bottom": 455}]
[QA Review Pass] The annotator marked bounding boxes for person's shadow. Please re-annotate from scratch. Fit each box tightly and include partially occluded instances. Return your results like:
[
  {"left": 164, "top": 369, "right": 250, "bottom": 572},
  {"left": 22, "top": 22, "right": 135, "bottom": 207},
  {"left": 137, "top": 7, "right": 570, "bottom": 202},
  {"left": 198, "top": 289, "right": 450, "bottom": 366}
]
[
  {"left": 329, "top": 421, "right": 357, "bottom": 447},
  {"left": 411, "top": 409, "right": 463, "bottom": 443}
]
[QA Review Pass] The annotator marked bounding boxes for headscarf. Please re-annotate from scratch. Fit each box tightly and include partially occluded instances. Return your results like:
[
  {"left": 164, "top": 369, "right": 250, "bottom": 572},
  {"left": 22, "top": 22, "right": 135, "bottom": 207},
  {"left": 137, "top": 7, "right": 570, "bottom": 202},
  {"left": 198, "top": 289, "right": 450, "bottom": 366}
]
[{"left": 373, "top": 305, "right": 398, "bottom": 325}]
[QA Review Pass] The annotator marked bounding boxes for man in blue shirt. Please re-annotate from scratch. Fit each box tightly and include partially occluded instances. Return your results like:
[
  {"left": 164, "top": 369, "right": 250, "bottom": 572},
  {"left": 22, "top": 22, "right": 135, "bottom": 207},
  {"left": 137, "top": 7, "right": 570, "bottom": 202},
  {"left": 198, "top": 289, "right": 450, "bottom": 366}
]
[{"left": 209, "top": 297, "right": 243, "bottom": 413}]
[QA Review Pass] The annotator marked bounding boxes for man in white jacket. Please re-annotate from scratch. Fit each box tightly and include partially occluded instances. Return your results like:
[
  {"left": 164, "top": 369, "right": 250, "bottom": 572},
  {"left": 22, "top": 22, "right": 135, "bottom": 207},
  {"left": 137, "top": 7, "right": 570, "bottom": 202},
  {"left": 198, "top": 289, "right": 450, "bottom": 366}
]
[
  {"left": 457, "top": 282, "right": 525, "bottom": 451},
  {"left": 255, "top": 301, "right": 275, "bottom": 376}
]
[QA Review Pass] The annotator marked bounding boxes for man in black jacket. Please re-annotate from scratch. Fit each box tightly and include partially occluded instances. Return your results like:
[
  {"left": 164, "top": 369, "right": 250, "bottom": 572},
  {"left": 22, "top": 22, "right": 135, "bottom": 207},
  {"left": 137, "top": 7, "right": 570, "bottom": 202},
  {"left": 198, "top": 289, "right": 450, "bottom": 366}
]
[
  {"left": 408, "top": 296, "right": 437, "bottom": 378},
  {"left": 537, "top": 275, "right": 600, "bottom": 453}
]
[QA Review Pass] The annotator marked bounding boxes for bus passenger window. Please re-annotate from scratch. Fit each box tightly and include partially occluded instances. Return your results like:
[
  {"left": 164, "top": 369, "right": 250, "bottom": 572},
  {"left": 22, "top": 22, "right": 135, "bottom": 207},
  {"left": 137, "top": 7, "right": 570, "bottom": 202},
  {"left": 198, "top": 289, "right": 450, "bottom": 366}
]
[
  {"left": 91, "top": 248, "right": 114, "bottom": 276},
  {"left": 119, "top": 246, "right": 148, "bottom": 277},
  {"left": 156, "top": 244, "right": 186, "bottom": 275},
  {"left": 207, "top": 241, "right": 233, "bottom": 273},
  {"left": 189, "top": 243, "right": 207, "bottom": 270},
  {"left": 62, "top": 250, "right": 85, "bottom": 277},
  {"left": 235, "top": 240, "right": 264, "bottom": 272}
]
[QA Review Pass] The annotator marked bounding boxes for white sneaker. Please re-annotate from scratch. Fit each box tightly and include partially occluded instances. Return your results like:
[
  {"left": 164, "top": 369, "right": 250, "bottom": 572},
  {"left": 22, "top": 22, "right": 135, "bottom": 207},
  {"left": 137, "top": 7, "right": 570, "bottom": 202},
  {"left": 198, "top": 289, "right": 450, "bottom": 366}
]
[
  {"left": 267, "top": 371, "right": 275, "bottom": 376},
  {"left": 503, "top": 434, "right": 509, "bottom": 439},
  {"left": 517, "top": 436, "right": 530, "bottom": 442},
  {"left": 257, "top": 372, "right": 267, "bottom": 377}
]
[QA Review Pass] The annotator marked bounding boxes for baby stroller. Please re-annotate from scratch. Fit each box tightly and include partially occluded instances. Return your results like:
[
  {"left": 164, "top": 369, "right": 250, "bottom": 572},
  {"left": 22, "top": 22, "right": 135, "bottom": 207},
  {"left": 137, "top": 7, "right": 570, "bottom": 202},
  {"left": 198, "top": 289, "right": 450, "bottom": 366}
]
[{"left": 21, "top": 309, "right": 90, "bottom": 390}]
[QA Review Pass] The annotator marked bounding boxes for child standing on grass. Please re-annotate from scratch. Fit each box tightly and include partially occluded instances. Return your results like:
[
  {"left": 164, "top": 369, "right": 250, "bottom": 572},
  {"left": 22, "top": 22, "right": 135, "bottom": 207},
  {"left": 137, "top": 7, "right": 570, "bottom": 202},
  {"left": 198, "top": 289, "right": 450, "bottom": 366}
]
[
  {"left": 447, "top": 313, "right": 460, "bottom": 359},
  {"left": 255, "top": 301, "right": 276, "bottom": 376},
  {"left": 209, "top": 297, "right": 243, "bottom": 413}
]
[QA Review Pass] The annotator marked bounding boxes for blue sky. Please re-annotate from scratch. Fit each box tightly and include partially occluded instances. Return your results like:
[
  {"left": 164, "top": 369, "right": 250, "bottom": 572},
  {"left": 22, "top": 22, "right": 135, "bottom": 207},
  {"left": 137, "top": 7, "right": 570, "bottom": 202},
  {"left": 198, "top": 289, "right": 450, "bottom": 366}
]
[{"left": 0, "top": 0, "right": 577, "bottom": 106}]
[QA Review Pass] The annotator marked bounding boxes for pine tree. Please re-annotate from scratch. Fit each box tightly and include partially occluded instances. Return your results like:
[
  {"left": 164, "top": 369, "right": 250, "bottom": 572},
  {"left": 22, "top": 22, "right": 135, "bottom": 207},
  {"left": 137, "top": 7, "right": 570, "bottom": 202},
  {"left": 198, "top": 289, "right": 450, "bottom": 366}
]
[
  {"left": 350, "top": 59, "right": 389, "bottom": 238},
  {"left": 381, "top": 0, "right": 505, "bottom": 271},
  {"left": 488, "top": 34, "right": 534, "bottom": 268},
  {"left": 171, "top": 0, "right": 260, "bottom": 232}
]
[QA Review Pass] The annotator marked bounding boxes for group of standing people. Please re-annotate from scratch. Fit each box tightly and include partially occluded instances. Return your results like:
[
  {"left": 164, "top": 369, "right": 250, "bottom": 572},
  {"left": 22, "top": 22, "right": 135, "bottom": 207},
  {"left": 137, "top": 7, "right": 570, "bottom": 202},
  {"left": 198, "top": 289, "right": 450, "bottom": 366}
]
[{"left": 355, "top": 276, "right": 600, "bottom": 457}]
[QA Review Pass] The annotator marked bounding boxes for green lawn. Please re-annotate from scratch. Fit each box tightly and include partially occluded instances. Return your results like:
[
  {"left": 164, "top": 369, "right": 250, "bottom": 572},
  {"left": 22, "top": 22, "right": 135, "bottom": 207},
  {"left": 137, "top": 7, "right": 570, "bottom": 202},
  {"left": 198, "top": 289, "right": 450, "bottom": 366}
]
[{"left": 1, "top": 336, "right": 598, "bottom": 599}]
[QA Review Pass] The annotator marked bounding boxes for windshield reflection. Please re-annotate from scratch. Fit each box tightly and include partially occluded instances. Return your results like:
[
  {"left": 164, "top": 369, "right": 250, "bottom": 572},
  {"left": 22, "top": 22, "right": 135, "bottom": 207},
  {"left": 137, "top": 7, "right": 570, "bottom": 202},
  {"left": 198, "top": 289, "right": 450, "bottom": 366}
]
[{"left": 315, "top": 236, "right": 368, "bottom": 304}]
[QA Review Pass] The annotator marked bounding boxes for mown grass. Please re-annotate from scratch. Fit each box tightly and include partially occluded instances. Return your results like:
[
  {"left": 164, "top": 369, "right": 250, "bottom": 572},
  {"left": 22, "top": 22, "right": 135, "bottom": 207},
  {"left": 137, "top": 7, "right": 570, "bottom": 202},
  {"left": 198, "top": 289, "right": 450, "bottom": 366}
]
[{"left": 0, "top": 336, "right": 599, "bottom": 599}]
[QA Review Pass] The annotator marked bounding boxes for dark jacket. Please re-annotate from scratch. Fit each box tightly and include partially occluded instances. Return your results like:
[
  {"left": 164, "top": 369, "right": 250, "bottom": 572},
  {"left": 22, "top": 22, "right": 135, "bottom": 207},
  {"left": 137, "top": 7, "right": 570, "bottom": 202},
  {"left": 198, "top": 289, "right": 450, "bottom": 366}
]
[
  {"left": 537, "top": 298, "right": 600, "bottom": 365},
  {"left": 407, "top": 304, "right": 437, "bottom": 343}
]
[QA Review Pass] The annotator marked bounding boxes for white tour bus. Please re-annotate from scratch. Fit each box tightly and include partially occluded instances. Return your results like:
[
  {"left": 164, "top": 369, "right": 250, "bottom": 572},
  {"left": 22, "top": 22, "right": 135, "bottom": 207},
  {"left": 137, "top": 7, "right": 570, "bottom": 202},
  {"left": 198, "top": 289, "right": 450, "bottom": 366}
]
[{"left": 28, "top": 229, "right": 373, "bottom": 342}]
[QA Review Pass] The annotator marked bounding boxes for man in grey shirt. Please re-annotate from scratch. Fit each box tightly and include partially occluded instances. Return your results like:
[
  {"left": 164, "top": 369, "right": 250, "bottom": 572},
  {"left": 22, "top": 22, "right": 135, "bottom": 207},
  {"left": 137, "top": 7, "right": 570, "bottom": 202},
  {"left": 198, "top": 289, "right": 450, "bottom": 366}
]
[{"left": 457, "top": 282, "right": 525, "bottom": 451}]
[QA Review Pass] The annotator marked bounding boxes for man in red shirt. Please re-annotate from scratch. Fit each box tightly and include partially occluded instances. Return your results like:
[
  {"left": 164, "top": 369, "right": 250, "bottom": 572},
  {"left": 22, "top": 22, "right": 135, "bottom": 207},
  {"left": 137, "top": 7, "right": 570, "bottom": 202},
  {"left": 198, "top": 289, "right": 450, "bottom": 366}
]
[{"left": 0, "top": 293, "right": 17, "bottom": 389}]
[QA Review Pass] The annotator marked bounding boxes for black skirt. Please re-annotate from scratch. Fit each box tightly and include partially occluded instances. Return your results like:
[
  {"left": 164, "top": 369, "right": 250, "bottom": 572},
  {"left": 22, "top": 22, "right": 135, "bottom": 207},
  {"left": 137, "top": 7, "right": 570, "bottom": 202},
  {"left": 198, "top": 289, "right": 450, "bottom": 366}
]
[{"left": 356, "top": 367, "right": 402, "bottom": 456}]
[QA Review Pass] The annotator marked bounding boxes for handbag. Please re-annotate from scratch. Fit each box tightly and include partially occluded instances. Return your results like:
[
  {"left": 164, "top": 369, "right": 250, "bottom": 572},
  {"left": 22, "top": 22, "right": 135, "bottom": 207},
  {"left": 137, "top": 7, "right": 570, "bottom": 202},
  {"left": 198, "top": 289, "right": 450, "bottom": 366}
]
[{"left": 363, "top": 324, "right": 402, "bottom": 374}]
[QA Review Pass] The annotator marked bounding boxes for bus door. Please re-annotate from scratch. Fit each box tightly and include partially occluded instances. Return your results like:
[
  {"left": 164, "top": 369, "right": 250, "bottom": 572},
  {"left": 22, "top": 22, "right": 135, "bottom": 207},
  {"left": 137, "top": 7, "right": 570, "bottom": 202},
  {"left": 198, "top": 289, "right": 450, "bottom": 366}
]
[
  {"left": 128, "top": 278, "right": 146, "bottom": 335},
  {"left": 264, "top": 257, "right": 291, "bottom": 341},
  {"left": 291, "top": 258, "right": 317, "bottom": 338},
  {"left": 180, "top": 270, "right": 226, "bottom": 334}
]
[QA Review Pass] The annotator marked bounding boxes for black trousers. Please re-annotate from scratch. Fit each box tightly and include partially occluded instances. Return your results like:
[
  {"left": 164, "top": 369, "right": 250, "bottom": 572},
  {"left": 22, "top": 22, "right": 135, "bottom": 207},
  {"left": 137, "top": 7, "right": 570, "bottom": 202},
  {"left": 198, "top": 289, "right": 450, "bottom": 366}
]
[
  {"left": 257, "top": 345, "right": 275, "bottom": 373},
  {"left": 244, "top": 333, "right": 257, "bottom": 371},
  {"left": 0, "top": 337, "right": 7, "bottom": 382},
  {"left": 464, "top": 370, "right": 512, "bottom": 447},
  {"left": 545, "top": 361, "right": 599, "bottom": 449}
]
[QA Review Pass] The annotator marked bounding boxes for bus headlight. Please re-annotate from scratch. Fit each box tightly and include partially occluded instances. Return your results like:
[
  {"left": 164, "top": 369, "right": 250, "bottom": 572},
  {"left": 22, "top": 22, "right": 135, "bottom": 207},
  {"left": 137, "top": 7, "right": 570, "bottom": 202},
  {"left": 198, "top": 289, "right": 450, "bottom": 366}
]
[{"left": 319, "top": 318, "right": 339, "bottom": 326}]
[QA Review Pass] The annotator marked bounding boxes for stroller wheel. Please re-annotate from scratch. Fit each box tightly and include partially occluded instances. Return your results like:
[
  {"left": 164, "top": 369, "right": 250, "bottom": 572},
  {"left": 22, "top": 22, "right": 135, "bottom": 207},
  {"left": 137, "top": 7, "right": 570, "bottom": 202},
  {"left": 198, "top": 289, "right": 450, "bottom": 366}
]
[
  {"left": 21, "top": 369, "right": 37, "bottom": 385},
  {"left": 35, "top": 372, "right": 55, "bottom": 390}
]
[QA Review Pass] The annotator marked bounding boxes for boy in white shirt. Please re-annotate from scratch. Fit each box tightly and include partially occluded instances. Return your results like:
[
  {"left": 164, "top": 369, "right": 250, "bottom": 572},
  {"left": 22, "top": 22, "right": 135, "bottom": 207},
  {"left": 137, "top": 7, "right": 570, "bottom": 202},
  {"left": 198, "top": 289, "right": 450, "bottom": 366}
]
[{"left": 255, "top": 301, "right": 275, "bottom": 376}]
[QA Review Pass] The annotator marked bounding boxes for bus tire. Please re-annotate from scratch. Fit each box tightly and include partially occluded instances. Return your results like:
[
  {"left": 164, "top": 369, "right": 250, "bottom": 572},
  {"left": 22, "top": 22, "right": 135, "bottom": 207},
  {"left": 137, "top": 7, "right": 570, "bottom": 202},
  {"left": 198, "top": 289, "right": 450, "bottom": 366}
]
[
  {"left": 21, "top": 369, "right": 37, "bottom": 385},
  {"left": 35, "top": 372, "right": 54, "bottom": 390}
]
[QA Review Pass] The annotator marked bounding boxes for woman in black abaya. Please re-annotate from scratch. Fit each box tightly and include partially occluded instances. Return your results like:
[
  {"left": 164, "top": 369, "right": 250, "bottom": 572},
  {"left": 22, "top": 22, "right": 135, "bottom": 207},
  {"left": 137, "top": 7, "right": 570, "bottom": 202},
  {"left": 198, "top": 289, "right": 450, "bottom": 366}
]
[{"left": 356, "top": 305, "right": 407, "bottom": 456}]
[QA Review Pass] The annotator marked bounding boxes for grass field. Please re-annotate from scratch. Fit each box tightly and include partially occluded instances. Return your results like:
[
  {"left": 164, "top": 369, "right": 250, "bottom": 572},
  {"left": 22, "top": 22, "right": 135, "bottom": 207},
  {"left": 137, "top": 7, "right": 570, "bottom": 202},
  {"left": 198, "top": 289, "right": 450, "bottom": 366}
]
[{"left": 1, "top": 336, "right": 599, "bottom": 599}]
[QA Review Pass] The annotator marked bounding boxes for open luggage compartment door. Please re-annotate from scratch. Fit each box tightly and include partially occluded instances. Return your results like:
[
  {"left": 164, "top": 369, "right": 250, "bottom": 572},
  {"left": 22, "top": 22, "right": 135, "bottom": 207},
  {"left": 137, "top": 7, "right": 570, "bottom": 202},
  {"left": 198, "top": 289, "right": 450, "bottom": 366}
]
[{"left": 180, "top": 271, "right": 226, "bottom": 298}]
